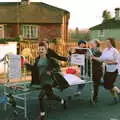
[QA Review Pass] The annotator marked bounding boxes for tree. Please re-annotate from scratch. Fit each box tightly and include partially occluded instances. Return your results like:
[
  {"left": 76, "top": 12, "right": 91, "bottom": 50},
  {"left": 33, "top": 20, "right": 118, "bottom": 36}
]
[
  {"left": 69, "top": 28, "right": 91, "bottom": 42},
  {"left": 102, "top": 10, "right": 112, "bottom": 21}
]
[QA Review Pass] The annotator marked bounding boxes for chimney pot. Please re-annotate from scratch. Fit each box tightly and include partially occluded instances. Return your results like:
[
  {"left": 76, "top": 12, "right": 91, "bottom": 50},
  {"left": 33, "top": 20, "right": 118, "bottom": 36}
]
[
  {"left": 21, "top": 0, "right": 30, "bottom": 5},
  {"left": 115, "top": 8, "right": 120, "bottom": 20}
]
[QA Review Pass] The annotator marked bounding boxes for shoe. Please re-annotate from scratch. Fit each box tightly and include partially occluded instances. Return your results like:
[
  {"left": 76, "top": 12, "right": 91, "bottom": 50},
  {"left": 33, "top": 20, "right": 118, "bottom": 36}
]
[
  {"left": 90, "top": 97, "right": 97, "bottom": 105},
  {"left": 39, "top": 112, "right": 45, "bottom": 120},
  {"left": 61, "top": 99, "right": 67, "bottom": 109},
  {"left": 61, "top": 99, "right": 64, "bottom": 104}
]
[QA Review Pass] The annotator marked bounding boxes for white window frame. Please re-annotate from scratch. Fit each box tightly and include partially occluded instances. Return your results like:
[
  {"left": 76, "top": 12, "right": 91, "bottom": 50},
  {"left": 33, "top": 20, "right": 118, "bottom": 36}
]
[
  {"left": 98, "top": 29, "right": 104, "bottom": 38},
  {"left": 22, "top": 25, "right": 39, "bottom": 39}
]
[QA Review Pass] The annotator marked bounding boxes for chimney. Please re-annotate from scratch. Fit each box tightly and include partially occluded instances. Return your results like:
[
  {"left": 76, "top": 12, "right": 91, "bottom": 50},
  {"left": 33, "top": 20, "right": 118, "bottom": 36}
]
[
  {"left": 21, "top": 0, "right": 31, "bottom": 5},
  {"left": 115, "top": 8, "right": 120, "bottom": 20}
]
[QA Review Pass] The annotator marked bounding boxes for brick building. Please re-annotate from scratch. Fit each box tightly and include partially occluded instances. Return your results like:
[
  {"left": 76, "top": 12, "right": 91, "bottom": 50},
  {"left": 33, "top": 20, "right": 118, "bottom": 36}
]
[{"left": 0, "top": 0, "right": 70, "bottom": 43}]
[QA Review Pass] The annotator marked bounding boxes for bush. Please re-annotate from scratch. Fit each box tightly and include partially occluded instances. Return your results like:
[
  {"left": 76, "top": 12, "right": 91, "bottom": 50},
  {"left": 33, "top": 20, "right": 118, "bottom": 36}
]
[{"left": 0, "top": 37, "right": 20, "bottom": 44}]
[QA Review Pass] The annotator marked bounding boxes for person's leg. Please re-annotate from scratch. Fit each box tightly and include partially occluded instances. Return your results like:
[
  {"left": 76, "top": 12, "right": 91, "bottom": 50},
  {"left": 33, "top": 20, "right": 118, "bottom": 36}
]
[
  {"left": 91, "top": 71, "right": 102, "bottom": 104},
  {"left": 112, "top": 86, "right": 120, "bottom": 93},
  {"left": 45, "top": 85, "right": 61, "bottom": 100},
  {"left": 110, "top": 86, "right": 120, "bottom": 101},
  {"left": 38, "top": 89, "right": 46, "bottom": 120},
  {"left": 92, "top": 83, "right": 99, "bottom": 103},
  {"left": 45, "top": 85, "right": 67, "bottom": 109},
  {"left": 104, "top": 70, "right": 119, "bottom": 103}
]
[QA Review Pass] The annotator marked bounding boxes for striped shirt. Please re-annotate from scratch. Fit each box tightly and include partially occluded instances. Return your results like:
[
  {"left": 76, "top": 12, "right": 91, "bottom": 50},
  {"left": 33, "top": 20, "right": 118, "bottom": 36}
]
[{"left": 99, "top": 47, "right": 119, "bottom": 72}]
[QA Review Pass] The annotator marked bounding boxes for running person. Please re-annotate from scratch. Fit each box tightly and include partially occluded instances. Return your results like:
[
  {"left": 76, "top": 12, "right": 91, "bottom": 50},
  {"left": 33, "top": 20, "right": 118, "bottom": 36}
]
[
  {"left": 90, "top": 40, "right": 103, "bottom": 104},
  {"left": 25, "top": 42, "right": 67, "bottom": 120},
  {"left": 92, "top": 38, "right": 120, "bottom": 103}
]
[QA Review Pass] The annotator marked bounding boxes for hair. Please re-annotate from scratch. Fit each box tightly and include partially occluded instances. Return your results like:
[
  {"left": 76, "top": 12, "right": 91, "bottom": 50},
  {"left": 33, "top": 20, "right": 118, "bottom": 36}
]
[
  {"left": 107, "top": 37, "right": 116, "bottom": 48},
  {"left": 94, "top": 40, "right": 100, "bottom": 48},
  {"left": 42, "top": 39, "right": 49, "bottom": 45},
  {"left": 39, "top": 41, "right": 47, "bottom": 49},
  {"left": 78, "top": 40, "right": 87, "bottom": 46}
]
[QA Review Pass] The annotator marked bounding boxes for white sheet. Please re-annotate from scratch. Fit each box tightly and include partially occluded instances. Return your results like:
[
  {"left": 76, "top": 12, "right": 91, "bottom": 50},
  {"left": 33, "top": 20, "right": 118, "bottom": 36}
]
[{"left": 63, "top": 74, "right": 85, "bottom": 86}]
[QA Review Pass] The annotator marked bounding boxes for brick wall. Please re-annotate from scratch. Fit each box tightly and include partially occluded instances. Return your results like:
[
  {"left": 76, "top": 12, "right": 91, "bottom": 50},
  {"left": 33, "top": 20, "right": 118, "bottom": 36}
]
[
  {"left": 5, "top": 24, "right": 19, "bottom": 38},
  {"left": 39, "top": 24, "right": 61, "bottom": 41},
  {"left": 5, "top": 23, "right": 62, "bottom": 42}
]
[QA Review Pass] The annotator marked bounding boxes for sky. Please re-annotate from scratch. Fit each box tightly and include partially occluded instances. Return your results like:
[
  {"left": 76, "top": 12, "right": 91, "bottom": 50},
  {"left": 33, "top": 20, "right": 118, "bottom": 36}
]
[{"left": 0, "top": 0, "right": 120, "bottom": 29}]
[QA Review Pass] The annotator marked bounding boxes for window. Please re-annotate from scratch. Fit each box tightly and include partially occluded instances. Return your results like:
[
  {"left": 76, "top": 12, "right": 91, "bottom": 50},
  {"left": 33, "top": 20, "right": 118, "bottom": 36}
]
[
  {"left": 0, "top": 25, "right": 4, "bottom": 38},
  {"left": 22, "top": 25, "right": 39, "bottom": 39},
  {"left": 98, "top": 29, "right": 104, "bottom": 38}
]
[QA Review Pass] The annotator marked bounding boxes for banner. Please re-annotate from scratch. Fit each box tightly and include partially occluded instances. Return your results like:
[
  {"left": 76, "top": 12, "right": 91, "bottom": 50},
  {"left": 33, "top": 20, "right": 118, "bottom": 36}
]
[
  {"left": 70, "top": 54, "right": 85, "bottom": 66},
  {"left": 8, "top": 54, "right": 21, "bottom": 79}
]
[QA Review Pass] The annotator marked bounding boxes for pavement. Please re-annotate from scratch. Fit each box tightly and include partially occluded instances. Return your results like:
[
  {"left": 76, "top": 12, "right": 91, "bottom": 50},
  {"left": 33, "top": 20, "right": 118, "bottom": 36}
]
[{"left": 0, "top": 75, "right": 120, "bottom": 120}]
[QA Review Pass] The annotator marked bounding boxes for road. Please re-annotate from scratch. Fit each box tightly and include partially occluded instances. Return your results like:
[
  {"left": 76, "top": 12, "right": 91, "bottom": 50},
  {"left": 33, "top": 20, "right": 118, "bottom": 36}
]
[{"left": 0, "top": 75, "right": 120, "bottom": 120}]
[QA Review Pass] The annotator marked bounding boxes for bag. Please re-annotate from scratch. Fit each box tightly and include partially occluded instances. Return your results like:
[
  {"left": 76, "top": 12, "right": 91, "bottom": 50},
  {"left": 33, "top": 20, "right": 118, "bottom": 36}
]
[{"left": 66, "top": 67, "right": 77, "bottom": 74}]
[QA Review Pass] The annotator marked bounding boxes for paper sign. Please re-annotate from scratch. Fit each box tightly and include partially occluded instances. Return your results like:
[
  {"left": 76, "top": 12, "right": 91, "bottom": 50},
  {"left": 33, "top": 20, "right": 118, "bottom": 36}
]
[
  {"left": 71, "top": 54, "right": 85, "bottom": 65},
  {"left": 8, "top": 54, "right": 21, "bottom": 79},
  {"left": 63, "top": 74, "right": 85, "bottom": 86}
]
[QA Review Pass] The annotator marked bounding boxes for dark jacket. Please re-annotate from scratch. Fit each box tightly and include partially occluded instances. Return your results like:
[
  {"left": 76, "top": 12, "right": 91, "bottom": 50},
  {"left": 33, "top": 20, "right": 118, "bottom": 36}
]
[
  {"left": 47, "top": 48, "right": 67, "bottom": 61},
  {"left": 25, "top": 56, "right": 69, "bottom": 90},
  {"left": 91, "top": 48, "right": 103, "bottom": 74}
]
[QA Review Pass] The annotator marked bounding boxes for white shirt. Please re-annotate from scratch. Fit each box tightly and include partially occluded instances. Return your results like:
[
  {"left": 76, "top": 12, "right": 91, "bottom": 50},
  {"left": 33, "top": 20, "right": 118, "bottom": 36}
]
[
  {"left": 99, "top": 47, "right": 119, "bottom": 72},
  {"left": 117, "top": 53, "right": 120, "bottom": 74}
]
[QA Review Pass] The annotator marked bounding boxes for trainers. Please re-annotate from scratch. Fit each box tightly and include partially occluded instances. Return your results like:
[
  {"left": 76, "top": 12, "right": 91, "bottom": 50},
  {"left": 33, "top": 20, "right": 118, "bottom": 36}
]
[
  {"left": 61, "top": 99, "right": 64, "bottom": 104},
  {"left": 37, "top": 112, "right": 45, "bottom": 120},
  {"left": 61, "top": 99, "right": 67, "bottom": 109},
  {"left": 90, "top": 97, "right": 97, "bottom": 105}
]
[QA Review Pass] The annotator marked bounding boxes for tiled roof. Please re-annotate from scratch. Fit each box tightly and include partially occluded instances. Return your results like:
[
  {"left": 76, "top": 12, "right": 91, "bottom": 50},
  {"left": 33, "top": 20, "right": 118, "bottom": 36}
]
[
  {"left": 90, "top": 19, "right": 120, "bottom": 30},
  {"left": 0, "top": 2, "right": 70, "bottom": 24}
]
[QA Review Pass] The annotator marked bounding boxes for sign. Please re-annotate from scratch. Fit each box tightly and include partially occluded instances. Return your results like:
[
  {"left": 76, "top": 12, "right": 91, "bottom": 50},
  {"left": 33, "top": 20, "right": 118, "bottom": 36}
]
[
  {"left": 0, "top": 42, "right": 17, "bottom": 73},
  {"left": 8, "top": 54, "right": 21, "bottom": 79},
  {"left": 63, "top": 74, "right": 85, "bottom": 86},
  {"left": 71, "top": 54, "right": 85, "bottom": 65}
]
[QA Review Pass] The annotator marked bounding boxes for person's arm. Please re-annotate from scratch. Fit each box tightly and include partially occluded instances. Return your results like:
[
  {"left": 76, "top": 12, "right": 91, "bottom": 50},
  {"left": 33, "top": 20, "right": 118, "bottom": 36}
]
[
  {"left": 104, "top": 60, "right": 117, "bottom": 64},
  {"left": 24, "top": 63, "right": 33, "bottom": 71},
  {"left": 24, "top": 57, "right": 39, "bottom": 71},
  {"left": 92, "top": 48, "right": 106, "bottom": 62},
  {"left": 47, "top": 48, "right": 68, "bottom": 61},
  {"left": 92, "top": 49, "right": 119, "bottom": 64},
  {"left": 105, "top": 49, "right": 119, "bottom": 64},
  {"left": 91, "top": 56, "right": 101, "bottom": 61}
]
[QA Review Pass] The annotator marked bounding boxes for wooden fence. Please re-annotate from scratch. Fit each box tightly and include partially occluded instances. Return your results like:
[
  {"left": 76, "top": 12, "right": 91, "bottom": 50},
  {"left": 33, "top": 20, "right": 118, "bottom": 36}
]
[
  {"left": 18, "top": 41, "right": 120, "bottom": 63},
  {"left": 19, "top": 42, "right": 77, "bottom": 62}
]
